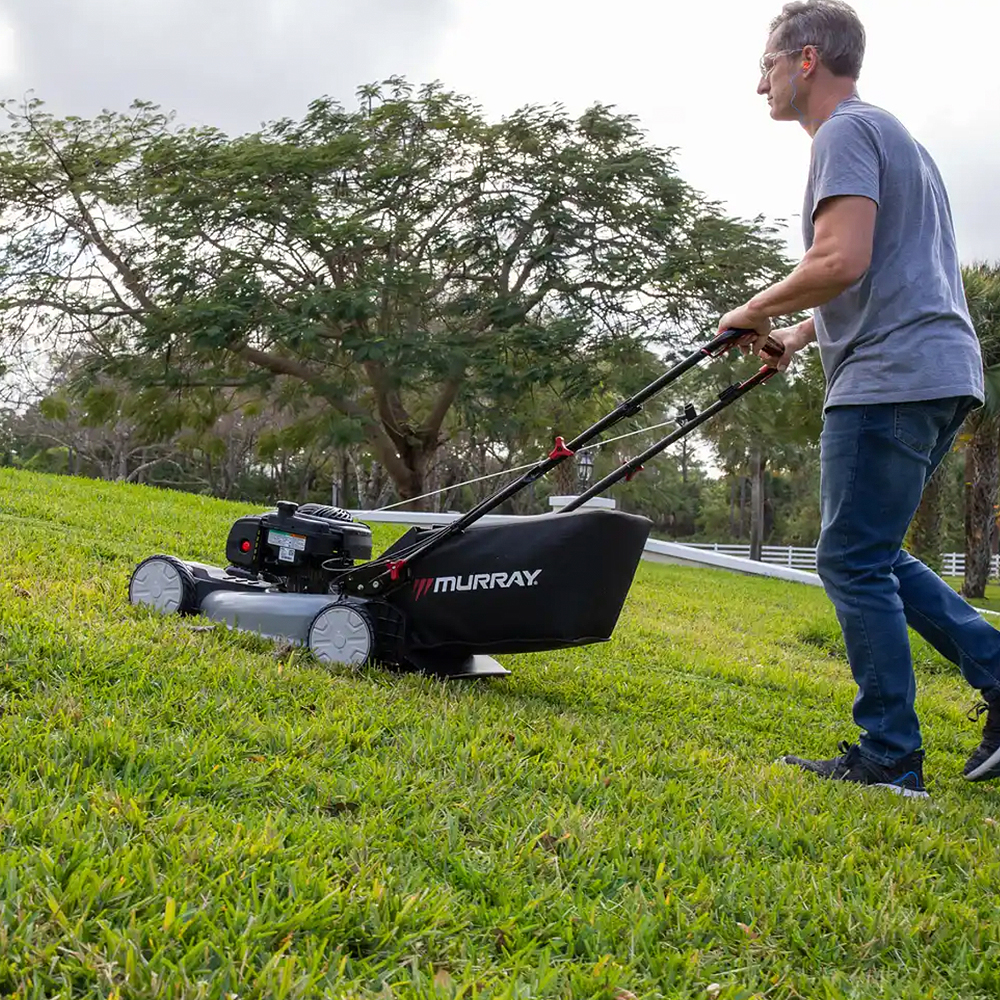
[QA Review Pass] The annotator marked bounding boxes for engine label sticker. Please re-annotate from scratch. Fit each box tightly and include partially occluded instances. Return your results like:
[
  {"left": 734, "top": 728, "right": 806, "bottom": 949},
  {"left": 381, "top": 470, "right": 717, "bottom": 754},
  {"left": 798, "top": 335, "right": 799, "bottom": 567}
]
[{"left": 268, "top": 530, "right": 306, "bottom": 562}]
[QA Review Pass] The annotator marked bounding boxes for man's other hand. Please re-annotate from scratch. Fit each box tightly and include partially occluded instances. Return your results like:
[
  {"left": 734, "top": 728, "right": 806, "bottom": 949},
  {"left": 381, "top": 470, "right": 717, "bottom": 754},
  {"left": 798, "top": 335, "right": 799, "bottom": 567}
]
[
  {"left": 759, "top": 323, "right": 814, "bottom": 371},
  {"left": 717, "top": 303, "right": 772, "bottom": 356}
]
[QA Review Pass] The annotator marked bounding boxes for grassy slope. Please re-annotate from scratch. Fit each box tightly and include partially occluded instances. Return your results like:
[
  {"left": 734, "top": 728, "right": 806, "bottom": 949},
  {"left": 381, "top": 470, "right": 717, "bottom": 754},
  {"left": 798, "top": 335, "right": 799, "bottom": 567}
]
[{"left": 1, "top": 467, "right": 999, "bottom": 1000}]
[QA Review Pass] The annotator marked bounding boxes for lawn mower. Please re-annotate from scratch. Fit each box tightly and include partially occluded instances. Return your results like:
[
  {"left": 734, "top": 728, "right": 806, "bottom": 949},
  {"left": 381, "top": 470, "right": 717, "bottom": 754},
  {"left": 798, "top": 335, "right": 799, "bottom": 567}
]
[{"left": 128, "top": 328, "right": 782, "bottom": 678}]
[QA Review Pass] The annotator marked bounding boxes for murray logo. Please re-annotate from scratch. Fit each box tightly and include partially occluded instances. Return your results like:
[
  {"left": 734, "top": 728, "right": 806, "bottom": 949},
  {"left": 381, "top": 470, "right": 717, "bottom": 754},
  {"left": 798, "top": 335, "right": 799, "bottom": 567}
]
[{"left": 412, "top": 569, "right": 542, "bottom": 601}]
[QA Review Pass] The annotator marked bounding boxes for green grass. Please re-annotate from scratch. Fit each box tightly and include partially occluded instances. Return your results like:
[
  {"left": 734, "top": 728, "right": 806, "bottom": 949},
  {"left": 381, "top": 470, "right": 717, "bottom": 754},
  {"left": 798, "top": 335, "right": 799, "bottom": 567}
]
[{"left": 2, "top": 467, "right": 1000, "bottom": 1000}]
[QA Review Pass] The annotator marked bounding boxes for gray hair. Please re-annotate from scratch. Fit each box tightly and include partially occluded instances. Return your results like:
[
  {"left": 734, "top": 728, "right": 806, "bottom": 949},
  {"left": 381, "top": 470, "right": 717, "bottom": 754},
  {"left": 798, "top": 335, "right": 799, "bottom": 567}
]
[{"left": 769, "top": 1, "right": 866, "bottom": 80}]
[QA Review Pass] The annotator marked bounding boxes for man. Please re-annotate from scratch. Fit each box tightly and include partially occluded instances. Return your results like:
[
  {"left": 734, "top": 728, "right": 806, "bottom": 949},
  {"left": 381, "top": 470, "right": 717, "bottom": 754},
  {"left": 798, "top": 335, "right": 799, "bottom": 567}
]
[{"left": 717, "top": 0, "right": 1000, "bottom": 797}]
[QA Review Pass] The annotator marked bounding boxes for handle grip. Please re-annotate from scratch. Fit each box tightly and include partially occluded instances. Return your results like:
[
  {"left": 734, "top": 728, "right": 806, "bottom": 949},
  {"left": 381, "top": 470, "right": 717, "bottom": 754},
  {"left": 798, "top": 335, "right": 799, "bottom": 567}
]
[
  {"left": 721, "top": 327, "right": 784, "bottom": 360},
  {"left": 759, "top": 337, "right": 784, "bottom": 360}
]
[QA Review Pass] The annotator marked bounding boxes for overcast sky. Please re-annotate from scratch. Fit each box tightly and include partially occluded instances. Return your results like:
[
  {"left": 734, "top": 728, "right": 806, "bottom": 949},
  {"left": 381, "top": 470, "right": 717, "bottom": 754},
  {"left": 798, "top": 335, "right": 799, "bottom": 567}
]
[{"left": 0, "top": 0, "right": 997, "bottom": 267}]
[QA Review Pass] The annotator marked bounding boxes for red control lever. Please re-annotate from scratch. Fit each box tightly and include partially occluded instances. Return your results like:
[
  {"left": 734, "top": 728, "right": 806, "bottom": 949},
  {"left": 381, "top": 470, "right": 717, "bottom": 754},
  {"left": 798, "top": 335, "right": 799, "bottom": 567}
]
[{"left": 548, "top": 436, "right": 575, "bottom": 460}]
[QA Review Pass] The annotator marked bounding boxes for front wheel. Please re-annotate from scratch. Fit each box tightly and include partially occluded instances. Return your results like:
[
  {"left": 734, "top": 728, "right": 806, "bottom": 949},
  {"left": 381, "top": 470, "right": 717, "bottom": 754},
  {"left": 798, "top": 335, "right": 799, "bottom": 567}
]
[{"left": 129, "top": 556, "right": 198, "bottom": 614}]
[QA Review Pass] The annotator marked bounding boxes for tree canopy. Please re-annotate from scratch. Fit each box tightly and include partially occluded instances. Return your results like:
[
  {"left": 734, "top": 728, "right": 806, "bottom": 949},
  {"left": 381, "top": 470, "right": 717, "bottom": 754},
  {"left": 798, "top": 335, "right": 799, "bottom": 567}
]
[{"left": 0, "top": 79, "right": 790, "bottom": 503}]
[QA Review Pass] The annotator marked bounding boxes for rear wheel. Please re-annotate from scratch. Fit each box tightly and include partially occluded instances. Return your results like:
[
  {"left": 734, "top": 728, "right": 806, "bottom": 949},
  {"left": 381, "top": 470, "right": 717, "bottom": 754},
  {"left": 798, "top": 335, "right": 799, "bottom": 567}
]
[
  {"left": 129, "top": 556, "right": 197, "bottom": 614},
  {"left": 308, "top": 604, "right": 373, "bottom": 665}
]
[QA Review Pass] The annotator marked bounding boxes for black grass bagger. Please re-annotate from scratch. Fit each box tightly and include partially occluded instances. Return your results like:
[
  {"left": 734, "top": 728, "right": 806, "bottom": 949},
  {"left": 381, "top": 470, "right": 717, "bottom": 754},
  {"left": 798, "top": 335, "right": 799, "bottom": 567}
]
[{"left": 129, "top": 329, "right": 782, "bottom": 678}]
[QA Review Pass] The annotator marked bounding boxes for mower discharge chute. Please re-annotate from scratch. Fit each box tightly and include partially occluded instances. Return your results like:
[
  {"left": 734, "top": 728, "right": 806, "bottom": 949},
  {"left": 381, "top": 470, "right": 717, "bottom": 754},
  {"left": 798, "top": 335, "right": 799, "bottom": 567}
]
[{"left": 129, "top": 329, "right": 782, "bottom": 678}]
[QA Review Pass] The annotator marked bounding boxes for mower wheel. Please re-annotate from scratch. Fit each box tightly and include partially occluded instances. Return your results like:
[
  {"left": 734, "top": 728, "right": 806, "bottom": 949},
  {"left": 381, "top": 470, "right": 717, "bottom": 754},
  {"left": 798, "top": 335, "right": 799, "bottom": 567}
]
[
  {"left": 129, "top": 555, "right": 198, "bottom": 614},
  {"left": 297, "top": 503, "right": 355, "bottom": 522},
  {"left": 307, "top": 603, "right": 373, "bottom": 665}
]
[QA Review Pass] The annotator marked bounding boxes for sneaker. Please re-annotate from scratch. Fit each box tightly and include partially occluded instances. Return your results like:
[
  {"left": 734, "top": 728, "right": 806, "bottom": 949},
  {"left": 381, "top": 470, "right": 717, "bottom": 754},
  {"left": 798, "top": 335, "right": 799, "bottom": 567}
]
[
  {"left": 963, "top": 700, "right": 1000, "bottom": 782},
  {"left": 781, "top": 741, "right": 929, "bottom": 799}
]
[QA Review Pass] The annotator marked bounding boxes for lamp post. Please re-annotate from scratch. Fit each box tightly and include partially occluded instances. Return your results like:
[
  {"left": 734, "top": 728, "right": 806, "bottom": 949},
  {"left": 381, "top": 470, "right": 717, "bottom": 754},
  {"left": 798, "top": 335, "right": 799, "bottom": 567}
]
[{"left": 549, "top": 447, "right": 614, "bottom": 511}]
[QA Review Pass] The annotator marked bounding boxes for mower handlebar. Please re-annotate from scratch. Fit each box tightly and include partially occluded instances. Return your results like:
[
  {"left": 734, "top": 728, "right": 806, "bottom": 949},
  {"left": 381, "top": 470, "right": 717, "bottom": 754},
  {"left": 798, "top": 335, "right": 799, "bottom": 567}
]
[
  {"left": 760, "top": 337, "right": 785, "bottom": 360},
  {"left": 716, "top": 327, "right": 785, "bottom": 361},
  {"left": 340, "top": 328, "right": 785, "bottom": 598}
]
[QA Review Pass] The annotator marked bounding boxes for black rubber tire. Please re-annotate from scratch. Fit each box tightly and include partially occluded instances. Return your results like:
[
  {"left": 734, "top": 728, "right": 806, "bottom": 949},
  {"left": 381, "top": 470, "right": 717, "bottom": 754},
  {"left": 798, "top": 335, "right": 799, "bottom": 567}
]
[
  {"left": 128, "top": 555, "right": 198, "bottom": 614},
  {"left": 297, "top": 503, "right": 355, "bottom": 523}
]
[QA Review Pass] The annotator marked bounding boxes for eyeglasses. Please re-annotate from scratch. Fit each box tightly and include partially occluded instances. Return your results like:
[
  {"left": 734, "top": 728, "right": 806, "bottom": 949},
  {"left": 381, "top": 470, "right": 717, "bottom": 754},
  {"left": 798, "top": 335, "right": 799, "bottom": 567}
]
[{"left": 759, "top": 47, "right": 810, "bottom": 77}]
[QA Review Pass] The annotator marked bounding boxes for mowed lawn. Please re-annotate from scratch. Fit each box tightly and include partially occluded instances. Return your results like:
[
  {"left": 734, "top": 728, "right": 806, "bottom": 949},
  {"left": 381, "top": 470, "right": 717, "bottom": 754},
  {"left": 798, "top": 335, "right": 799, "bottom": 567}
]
[{"left": 1, "top": 467, "right": 999, "bottom": 1000}]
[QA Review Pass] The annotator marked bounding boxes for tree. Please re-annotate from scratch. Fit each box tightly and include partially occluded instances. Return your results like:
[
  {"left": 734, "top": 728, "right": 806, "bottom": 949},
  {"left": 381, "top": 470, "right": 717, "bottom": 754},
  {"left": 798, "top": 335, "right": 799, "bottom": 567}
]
[
  {"left": 906, "top": 450, "right": 950, "bottom": 574},
  {"left": 698, "top": 343, "right": 826, "bottom": 556},
  {"left": 961, "top": 262, "right": 1000, "bottom": 598},
  {"left": 0, "top": 81, "right": 790, "bottom": 507},
  {"left": 11, "top": 360, "right": 183, "bottom": 483}
]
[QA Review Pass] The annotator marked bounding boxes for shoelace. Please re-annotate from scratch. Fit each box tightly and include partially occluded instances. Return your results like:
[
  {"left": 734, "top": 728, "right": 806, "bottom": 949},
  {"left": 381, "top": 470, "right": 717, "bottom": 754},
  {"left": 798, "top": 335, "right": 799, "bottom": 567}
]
[
  {"left": 834, "top": 741, "right": 914, "bottom": 781},
  {"left": 834, "top": 740, "right": 864, "bottom": 776},
  {"left": 968, "top": 701, "right": 1000, "bottom": 738},
  {"left": 968, "top": 702, "right": 989, "bottom": 723}
]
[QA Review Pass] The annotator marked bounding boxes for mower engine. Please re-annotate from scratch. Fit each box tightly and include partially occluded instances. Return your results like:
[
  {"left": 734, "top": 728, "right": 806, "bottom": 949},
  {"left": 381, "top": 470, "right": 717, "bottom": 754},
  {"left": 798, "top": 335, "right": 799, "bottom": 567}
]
[
  {"left": 225, "top": 501, "right": 373, "bottom": 593},
  {"left": 129, "top": 500, "right": 405, "bottom": 671}
]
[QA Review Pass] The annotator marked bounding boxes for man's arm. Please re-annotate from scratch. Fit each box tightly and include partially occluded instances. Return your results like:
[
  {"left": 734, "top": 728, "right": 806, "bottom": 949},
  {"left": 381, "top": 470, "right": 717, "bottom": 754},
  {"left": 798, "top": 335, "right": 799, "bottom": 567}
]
[
  {"left": 748, "top": 195, "right": 877, "bottom": 318},
  {"left": 797, "top": 316, "right": 817, "bottom": 344},
  {"left": 716, "top": 194, "right": 876, "bottom": 354}
]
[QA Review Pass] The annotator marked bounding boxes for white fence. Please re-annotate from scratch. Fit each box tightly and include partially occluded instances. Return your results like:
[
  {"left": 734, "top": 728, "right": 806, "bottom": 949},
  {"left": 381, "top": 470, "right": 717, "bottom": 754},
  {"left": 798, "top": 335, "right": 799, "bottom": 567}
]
[
  {"left": 682, "top": 543, "right": 1000, "bottom": 579},
  {"left": 939, "top": 552, "right": 1000, "bottom": 578},
  {"left": 682, "top": 543, "right": 819, "bottom": 570}
]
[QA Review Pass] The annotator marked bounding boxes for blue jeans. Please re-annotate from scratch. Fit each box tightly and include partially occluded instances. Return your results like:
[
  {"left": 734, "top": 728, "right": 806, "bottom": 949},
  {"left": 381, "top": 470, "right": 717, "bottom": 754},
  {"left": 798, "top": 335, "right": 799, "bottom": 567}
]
[{"left": 817, "top": 397, "right": 1000, "bottom": 764}]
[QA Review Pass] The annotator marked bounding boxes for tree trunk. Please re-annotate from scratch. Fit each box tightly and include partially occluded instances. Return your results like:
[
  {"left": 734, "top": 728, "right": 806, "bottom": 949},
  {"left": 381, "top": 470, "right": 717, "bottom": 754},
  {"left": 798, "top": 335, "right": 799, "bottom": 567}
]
[
  {"left": 352, "top": 456, "right": 375, "bottom": 509},
  {"left": 552, "top": 456, "right": 577, "bottom": 498},
  {"left": 906, "top": 452, "right": 946, "bottom": 574},
  {"left": 337, "top": 450, "right": 350, "bottom": 508},
  {"left": 749, "top": 448, "right": 766, "bottom": 561},
  {"left": 298, "top": 468, "right": 314, "bottom": 504},
  {"left": 551, "top": 421, "right": 578, "bottom": 498},
  {"left": 728, "top": 476, "right": 737, "bottom": 536},
  {"left": 389, "top": 447, "right": 429, "bottom": 510},
  {"left": 962, "top": 421, "right": 1000, "bottom": 599},
  {"left": 737, "top": 477, "right": 744, "bottom": 539}
]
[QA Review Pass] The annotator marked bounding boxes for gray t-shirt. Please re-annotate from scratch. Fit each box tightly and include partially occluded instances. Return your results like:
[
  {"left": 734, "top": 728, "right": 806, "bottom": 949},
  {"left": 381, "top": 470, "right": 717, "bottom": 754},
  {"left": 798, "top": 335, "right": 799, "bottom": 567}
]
[{"left": 802, "top": 96, "right": 983, "bottom": 408}]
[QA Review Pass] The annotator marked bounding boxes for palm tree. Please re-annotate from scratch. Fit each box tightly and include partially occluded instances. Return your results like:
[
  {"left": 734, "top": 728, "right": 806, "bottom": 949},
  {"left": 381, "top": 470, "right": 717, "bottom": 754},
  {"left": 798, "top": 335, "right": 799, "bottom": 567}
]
[
  {"left": 907, "top": 454, "right": 948, "bottom": 574},
  {"left": 960, "top": 263, "right": 1000, "bottom": 599},
  {"left": 699, "top": 345, "right": 825, "bottom": 558}
]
